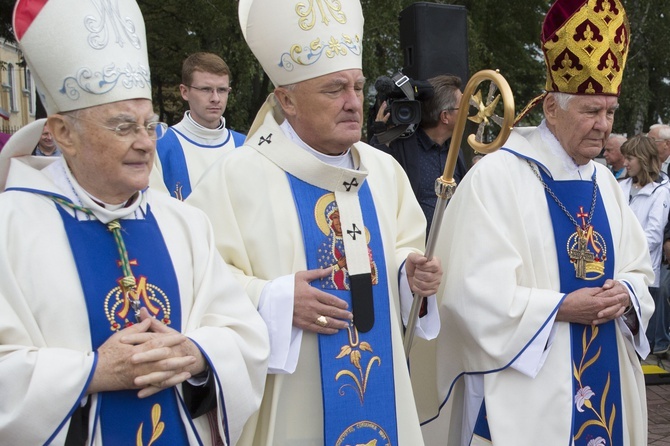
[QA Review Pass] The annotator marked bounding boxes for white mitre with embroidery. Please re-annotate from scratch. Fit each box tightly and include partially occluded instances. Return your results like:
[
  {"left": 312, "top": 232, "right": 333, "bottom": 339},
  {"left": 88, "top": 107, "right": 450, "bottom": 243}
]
[
  {"left": 239, "top": 0, "right": 364, "bottom": 86},
  {"left": 12, "top": 0, "right": 151, "bottom": 114}
]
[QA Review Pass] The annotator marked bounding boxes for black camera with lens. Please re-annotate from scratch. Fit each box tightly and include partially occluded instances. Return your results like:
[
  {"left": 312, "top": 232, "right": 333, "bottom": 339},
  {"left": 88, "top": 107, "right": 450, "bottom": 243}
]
[
  {"left": 370, "top": 73, "right": 434, "bottom": 143},
  {"left": 387, "top": 98, "right": 422, "bottom": 127}
]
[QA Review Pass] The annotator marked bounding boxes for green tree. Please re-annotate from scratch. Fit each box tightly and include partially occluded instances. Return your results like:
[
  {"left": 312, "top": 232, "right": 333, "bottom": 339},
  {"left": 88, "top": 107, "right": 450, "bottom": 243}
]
[
  {"left": 618, "top": 0, "right": 670, "bottom": 135},
  {"left": 458, "top": 0, "right": 549, "bottom": 123},
  {"left": 138, "top": 0, "right": 263, "bottom": 131},
  {"left": 0, "top": 0, "right": 13, "bottom": 42}
]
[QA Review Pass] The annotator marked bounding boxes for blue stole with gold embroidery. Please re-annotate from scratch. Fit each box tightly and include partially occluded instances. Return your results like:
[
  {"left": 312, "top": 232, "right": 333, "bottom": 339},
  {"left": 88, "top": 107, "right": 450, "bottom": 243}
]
[
  {"left": 288, "top": 174, "right": 399, "bottom": 446},
  {"left": 56, "top": 203, "right": 191, "bottom": 445},
  {"left": 540, "top": 168, "right": 624, "bottom": 446}
]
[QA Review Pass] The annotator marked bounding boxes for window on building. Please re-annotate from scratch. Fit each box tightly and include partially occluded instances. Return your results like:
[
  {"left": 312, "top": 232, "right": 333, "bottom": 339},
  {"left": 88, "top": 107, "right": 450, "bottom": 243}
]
[
  {"left": 24, "top": 68, "right": 35, "bottom": 115},
  {"left": 8, "top": 63, "right": 17, "bottom": 112}
]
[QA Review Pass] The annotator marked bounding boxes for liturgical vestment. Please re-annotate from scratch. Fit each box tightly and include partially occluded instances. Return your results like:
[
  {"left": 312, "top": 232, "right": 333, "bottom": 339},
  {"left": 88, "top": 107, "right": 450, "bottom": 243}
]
[
  {"left": 188, "top": 95, "right": 431, "bottom": 445},
  {"left": 420, "top": 123, "right": 654, "bottom": 446},
  {"left": 0, "top": 155, "right": 269, "bottom": 445}
]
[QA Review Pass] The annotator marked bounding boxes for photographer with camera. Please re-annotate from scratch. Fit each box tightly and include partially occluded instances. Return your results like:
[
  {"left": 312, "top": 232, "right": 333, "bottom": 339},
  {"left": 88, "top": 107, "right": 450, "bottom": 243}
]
[{"left": 369, "top": 74, "right": 467, "bottom": 231}]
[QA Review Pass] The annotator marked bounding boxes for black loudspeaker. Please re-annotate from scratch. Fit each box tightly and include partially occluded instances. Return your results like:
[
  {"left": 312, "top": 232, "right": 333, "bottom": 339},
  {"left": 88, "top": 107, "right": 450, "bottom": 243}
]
[{"left": 399, "top": 3, "right": 469, "bottom": 84}]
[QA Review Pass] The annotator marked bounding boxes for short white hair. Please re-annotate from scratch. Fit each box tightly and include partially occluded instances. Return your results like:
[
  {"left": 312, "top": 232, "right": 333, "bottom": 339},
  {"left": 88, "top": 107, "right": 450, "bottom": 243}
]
[
  {"left": 549, "top": 92, "right": 575, "bottom": 110},
  {"left": 649, "top": 123, "right": 670, "bottom": 140},
  {"left": 608, "top": 133, "right": 627, "bottom": 145}
]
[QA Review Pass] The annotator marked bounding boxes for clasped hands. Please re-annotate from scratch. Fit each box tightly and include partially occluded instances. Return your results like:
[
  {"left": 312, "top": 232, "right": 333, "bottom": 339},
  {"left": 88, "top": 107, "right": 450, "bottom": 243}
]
[
  {"left": 556, "top": 279, "right": 633, "bottom": 326},
  {"left": 293, "top": 252, "right": 442, "bottom": 334},
  {"left": 89, "top": 307, "right": 206, "bottom": 399}
]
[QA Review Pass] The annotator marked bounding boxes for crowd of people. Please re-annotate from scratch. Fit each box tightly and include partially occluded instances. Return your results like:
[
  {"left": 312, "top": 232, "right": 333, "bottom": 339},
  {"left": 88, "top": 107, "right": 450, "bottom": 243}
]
[
  {"left": 595, "top": 126, "right": 670, "bottom": 357},
  {"left": 0, "top": 0, "right": 662, "bottom": 445}
]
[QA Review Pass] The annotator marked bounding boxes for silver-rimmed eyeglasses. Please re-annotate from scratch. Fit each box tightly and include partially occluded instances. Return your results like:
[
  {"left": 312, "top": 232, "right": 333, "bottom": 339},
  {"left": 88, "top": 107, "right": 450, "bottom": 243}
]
[
  {"left": 186, "top": 85, "right": 232, "bottom": 96},
  {"left": 66, "top": 115, "right": 169, "bottom": 141}
]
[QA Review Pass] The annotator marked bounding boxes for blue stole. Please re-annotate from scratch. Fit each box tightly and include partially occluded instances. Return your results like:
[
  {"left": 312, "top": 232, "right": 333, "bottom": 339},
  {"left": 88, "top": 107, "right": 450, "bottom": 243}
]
[
  {"left": 56, "top": 203, "right": 191, "bottom": 445},
  {"left": 539, "top": 168, "right": 623, "bottom": 446},
  {"left": 473, "top": 166, "right": 623, "bottom": 445},
  {"left": 157, "top": 127, "right": 245, "bottom": 200},
  {"left": 470, "top": 400, "right": 491, "bottom": 445},
  {"left": 288, "top": 175, "right": 399, "bottom": 446}
]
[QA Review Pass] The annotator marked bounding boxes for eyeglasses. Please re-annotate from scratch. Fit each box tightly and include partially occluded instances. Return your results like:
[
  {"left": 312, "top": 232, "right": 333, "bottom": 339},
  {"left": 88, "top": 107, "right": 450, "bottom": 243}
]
[
  {"left": 443, "top": 108, "right": 459, "bottom": 112},
  {"left": 187, "top": 85, "right": 232, "bottom": 96},
  {"left": 653, "top": 138, "right": 667, "bottom": 144},
  {"left": 67, "top": 115, "right": 168, "bottom": 141}
]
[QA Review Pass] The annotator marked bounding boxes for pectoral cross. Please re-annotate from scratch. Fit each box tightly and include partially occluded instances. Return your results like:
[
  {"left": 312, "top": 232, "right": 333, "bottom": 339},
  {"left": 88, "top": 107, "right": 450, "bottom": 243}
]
[{"left": 569, "top": 228, "right": 594, "bottom": 279}]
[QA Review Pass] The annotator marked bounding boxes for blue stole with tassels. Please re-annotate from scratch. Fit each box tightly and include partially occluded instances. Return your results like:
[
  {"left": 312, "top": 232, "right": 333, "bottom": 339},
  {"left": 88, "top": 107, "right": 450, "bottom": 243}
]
[
  {"left": 539, "top": 168, "right": 623, "bottom": 446},
  {"left": 472, "top": 165, "right": 623, "bottom": 445},
  {"left": 56, "top": 203, "right": 192, "bottom": 445},
  {"left": 288, "top": 174, "right": 399, "bottom": 446}
]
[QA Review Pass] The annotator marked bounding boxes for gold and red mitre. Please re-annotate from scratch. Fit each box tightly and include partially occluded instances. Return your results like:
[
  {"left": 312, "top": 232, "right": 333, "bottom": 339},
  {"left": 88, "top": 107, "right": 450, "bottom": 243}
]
[
  {"left": 515, "top": 0, "right": 630, "bottom": 123},
  {"left": 542, "top": 0, "right": 629, "bottom": 96}
]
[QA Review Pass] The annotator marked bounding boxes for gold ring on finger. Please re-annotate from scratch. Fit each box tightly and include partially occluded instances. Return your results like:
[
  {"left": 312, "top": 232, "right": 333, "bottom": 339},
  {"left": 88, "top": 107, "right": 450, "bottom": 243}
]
[{"left": 316, "top": 315, "right": 328, "bottom": 327}]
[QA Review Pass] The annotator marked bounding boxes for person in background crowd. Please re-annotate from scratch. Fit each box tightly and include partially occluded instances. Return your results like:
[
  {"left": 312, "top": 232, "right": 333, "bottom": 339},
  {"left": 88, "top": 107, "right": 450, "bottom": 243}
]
[
  {"left": 660, "top": 219, "right": 670, "bottom": 357},
  {"left": 152, "top": 52, "right": 245, "bottom": 200},
  {"left": 603, "top": 133, "right": 627, "bottom": 179},
  {"left": 369, "top": 74, "right": 467, "bottom": 232},
  {"left": 32, "top": 121, "right": 60, "bottom": 156},
  {"left": 649, "top": 123, "right": 670, "bottom": 176}
]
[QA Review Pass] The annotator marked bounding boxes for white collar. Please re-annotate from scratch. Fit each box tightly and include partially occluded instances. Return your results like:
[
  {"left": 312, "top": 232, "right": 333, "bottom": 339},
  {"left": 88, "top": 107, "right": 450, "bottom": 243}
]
[
  {"left": 179, "top": 111, "right": 227, "bottom": 140},
  {"left": 43, "top": 157, "right": 145, "bottom": 223},
  {"left": 538, "top": 120, "right": 594, "bottom": 180},
  {"left": 279, "top": 120, "right": 354, "bottom": 170}
]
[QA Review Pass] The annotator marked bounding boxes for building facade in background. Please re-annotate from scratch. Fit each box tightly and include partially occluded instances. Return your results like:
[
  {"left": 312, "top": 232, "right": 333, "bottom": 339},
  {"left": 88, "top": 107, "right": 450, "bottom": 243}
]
[{"left": 1, "top": 38, "right": 36, "bottom": 135}]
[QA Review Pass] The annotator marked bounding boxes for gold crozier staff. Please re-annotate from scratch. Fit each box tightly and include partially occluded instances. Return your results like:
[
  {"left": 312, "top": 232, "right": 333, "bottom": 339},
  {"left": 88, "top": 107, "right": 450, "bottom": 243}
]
[{"left": 404, "top": 69, "right": 516, "bottom": 356}]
